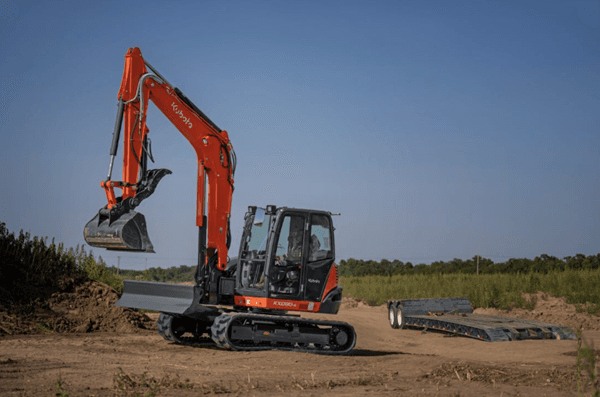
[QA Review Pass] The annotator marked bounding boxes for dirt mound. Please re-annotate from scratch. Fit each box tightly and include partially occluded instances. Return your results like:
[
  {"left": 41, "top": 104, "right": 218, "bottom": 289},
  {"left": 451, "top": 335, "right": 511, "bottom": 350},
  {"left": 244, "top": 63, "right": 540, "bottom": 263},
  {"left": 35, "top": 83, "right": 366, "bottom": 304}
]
[
  {"left": 0, "top": 279, "right": 154, "bottom": 336},
  {"left": 340, "top": 294, "right": 379, "bottom": 309},
  {"left": 473, "top": 291, "right": 600, "bottom": 332}
]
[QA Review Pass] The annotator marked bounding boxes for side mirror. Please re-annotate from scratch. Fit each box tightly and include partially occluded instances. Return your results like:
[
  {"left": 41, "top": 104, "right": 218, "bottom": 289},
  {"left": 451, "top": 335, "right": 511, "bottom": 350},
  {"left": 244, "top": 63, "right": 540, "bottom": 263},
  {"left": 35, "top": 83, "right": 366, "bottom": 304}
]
[{"left": 253, "top": 207, "right": 265, "bottom": 226}]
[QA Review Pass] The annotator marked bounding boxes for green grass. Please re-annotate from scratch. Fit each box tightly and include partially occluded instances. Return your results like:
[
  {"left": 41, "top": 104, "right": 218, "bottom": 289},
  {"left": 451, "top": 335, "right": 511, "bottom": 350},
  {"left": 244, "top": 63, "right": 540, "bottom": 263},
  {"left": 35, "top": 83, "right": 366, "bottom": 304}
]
[
  {"left": 35, "top": 322, "right": 54, "bottom": 333},
  {"left": 339, "top": 268, "right": 600, "bottom": 309},
  {"left": 576, "top": 303, "right": 600, "bottom": 317},
  {"left": 78, "top": 256, "right": 124, "bottom": 294},
  {"left": 55, "top": 372, "right": 68, "bottom": 397}
]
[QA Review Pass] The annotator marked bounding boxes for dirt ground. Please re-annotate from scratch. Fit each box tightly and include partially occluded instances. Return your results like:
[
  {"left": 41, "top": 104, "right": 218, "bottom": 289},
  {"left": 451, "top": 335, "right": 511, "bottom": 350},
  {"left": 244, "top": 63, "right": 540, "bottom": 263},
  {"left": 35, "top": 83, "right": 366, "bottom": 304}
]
[{"left": 1, "top": 282, "right": 599, "bottom": 396}]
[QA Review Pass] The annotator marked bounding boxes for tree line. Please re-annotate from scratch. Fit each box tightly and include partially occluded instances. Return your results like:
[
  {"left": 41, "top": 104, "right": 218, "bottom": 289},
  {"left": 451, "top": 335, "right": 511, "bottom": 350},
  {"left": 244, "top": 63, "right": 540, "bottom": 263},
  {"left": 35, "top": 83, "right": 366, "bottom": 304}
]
[
  {"left": 338, "top": 254, "right": 600, "bottom": 277},
  {"left": 5, "top": 220, "right": 596, "bottom": 303},
  {"left": 113, "top": 265, "right": 196, "bottom": 283},
  {"left": 114, "top": 253, "right": 600, "bottom": 282}
]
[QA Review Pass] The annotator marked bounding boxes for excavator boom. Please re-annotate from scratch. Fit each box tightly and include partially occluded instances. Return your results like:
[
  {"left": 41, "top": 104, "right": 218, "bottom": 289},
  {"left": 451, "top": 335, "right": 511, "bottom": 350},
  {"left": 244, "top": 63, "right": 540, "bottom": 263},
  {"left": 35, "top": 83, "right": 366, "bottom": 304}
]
[{"left": 84, "top": 47, "right": 235, "bottom": 270}]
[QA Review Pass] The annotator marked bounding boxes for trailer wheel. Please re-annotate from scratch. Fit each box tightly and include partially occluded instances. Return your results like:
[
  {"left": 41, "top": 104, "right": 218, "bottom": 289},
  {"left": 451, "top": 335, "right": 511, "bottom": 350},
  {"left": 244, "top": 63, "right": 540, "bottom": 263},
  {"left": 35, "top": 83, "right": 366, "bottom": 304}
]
[
  {"left": 396, "top": 308, "right": 404, "bottom": 328},
  {"left": 389, "top": 305, "right": 400, "bottom": 329}
]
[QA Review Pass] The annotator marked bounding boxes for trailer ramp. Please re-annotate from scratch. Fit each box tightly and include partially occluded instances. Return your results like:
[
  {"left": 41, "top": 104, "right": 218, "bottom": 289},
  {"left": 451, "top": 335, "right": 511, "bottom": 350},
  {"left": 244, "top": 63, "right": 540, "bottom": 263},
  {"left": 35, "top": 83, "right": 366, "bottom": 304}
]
[{"left": 387, "top": 298, "right": 576, "bottom": 342}]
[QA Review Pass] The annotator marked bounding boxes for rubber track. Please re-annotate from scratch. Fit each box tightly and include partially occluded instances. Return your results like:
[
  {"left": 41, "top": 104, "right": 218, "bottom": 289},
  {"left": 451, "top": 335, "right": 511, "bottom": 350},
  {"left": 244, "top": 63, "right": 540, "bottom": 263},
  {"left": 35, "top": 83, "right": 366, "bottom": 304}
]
[
  {"left": 157, "top": 313, "right": 174, "bottom": 341},
  {"left": 157, "top": 313, "right": 213, "bottom": 345},
  {"left": 210, "top": 313, "right": 356, "bottom": 355}
]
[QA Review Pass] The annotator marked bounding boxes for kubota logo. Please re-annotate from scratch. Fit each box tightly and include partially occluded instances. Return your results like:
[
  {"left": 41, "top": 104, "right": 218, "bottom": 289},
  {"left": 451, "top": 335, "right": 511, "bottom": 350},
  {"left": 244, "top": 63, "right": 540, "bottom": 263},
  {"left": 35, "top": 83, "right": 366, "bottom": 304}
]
[
  {"left": 273, "top": 301, "right": 296, "bottom": 307},
  {"left": 308, "top": 278, "right": 320, "bottom": 284},
  {"left": 171, "top": 102, "right": 193, "bottom": 129}
]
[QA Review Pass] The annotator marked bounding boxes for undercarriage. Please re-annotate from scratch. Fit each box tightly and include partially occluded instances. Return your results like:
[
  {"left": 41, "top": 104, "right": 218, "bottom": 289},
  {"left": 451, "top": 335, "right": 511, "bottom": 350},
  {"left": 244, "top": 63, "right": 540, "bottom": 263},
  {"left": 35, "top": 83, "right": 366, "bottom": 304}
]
[{"left": 157, "top": 311, "right": 356, "bottom": 355}]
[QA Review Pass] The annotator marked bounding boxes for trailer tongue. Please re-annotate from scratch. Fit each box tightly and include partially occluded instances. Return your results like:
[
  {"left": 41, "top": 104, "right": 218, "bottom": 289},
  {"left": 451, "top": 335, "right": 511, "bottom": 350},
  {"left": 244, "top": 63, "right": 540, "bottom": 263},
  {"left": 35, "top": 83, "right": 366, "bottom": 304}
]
[{"left": 387, "top": 298, "right": 576, "bottom": 342}]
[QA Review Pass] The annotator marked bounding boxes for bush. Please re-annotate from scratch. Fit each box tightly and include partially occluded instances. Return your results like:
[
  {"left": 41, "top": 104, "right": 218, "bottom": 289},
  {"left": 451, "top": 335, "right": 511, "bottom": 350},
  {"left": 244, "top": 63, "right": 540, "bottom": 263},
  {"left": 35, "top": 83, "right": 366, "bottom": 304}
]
[
  {"left": 0, "top": 222, "right": 124, "bottom": 313},
  {"left": 73, "top": 247, "right": 124, "bottom": 294},
  {"left": 0, "top": 222, "right": 85, "bottom": 313}
]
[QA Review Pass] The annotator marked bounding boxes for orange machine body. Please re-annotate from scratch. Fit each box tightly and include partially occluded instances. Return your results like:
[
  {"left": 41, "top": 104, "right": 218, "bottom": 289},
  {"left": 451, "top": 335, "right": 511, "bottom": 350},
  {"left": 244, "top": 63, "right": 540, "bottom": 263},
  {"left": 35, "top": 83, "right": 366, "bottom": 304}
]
[{"left": 100, "top": 47, "right": 234, "bottom": 270}]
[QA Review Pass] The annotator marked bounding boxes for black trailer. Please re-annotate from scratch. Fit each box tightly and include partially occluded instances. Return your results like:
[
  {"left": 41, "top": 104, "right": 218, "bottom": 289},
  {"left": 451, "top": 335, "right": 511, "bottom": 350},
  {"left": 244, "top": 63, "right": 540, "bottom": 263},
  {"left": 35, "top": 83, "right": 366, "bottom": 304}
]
[{"left": 387, "top": 298, "right": 576, "bottom": 342}]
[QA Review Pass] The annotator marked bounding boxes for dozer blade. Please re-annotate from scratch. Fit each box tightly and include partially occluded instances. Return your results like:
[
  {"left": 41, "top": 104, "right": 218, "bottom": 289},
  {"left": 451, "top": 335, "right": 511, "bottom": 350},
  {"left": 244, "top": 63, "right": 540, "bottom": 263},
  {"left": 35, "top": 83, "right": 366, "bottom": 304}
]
[
  {"left": 116, "top": 280, "right": 194, "bottom": 314},
  {"left": 116, "top": 280, "right": 215, "bottom": 319},
  {"left": 83, "top": 210, "right": 155, "bottom": 253}
]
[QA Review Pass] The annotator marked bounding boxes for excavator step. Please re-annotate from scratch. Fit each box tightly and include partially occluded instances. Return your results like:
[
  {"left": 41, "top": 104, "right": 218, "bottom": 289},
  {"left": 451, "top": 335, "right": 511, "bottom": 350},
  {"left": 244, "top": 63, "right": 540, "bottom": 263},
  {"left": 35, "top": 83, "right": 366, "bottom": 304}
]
[{"left": 387, "top": 298, "right": 576, "bottom": 342}]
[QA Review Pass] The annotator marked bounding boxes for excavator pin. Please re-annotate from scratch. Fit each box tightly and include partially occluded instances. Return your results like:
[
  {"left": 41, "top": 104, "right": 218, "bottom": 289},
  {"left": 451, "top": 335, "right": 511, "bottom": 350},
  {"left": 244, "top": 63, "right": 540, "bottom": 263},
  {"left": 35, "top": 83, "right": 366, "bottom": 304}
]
[{"left": 83, "top": 210, "right": 155, "bottom": 253}]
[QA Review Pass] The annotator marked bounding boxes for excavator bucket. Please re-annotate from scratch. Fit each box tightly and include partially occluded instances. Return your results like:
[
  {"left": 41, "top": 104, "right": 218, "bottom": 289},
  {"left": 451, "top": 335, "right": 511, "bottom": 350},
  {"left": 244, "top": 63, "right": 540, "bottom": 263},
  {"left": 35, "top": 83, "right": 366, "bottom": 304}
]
[{"left": 83, "top": 210, "right": 155, "bottom": 253}]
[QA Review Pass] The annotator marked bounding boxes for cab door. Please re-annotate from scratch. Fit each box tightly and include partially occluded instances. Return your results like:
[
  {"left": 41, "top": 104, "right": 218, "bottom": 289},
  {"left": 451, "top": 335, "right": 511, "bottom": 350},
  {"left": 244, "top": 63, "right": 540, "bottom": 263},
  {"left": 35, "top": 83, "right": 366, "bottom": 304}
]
[
  {"left": 267, "top": 212, "right": 306, "bottom": 299},
  {"left": 303, "top": 213, "right": 335, "bottom": 302}
]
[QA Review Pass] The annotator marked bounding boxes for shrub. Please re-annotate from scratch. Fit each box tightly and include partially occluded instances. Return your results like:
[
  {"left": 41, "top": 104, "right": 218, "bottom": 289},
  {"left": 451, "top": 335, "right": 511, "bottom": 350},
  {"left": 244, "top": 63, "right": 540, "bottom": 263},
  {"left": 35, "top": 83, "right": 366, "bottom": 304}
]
[
  {"left": 0, "top": 222, "right": 85, "bottom": 313},
  {"left": 0, "top": 222, "right": 124, "bottom": 313}
]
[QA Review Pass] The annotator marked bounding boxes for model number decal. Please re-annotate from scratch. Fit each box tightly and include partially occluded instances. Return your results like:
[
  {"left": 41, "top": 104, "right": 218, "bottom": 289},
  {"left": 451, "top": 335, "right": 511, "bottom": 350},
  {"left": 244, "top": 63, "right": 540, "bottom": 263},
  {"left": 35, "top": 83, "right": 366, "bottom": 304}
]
[
  {"left": 171, "top": 102, "right": 193, "bottom": 129},
  {"left": 273, "top": 301, "right": 296, "bottom": 307}
]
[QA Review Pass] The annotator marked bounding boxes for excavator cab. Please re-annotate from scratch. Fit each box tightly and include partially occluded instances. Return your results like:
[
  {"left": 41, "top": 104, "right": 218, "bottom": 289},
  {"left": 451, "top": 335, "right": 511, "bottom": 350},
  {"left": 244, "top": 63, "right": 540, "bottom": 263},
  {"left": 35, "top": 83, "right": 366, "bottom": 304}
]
[{"left": 236, "top": 205, "right": 339, "bottom": 309}]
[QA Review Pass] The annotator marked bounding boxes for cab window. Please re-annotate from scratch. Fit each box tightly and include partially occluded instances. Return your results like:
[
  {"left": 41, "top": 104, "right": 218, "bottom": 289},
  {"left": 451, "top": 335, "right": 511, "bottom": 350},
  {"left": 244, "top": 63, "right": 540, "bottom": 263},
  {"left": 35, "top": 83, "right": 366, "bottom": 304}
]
[
  {"left": 270, "top": 214, "right": 304, "bottom": 295},
  {"left": 308, "top": 214, "right": 332, "bottom": 262},
  {"left": 275, "top": 215, "right": 305, "bottom": 262}
]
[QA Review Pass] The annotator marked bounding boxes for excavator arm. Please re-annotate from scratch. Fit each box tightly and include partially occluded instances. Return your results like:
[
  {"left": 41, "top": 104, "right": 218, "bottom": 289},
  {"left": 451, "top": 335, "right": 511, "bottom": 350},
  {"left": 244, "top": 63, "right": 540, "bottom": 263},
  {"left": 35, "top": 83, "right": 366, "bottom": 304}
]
[{"left": 84, "top": 47, "right": 235, "bottom": 271}]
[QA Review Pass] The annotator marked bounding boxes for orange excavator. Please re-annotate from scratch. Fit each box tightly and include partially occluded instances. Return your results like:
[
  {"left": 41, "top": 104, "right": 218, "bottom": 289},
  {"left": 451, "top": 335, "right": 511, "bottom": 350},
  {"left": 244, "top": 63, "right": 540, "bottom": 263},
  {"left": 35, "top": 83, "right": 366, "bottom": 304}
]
[{"left": 83, "top": 47, "right": 356, "bottom": 354}]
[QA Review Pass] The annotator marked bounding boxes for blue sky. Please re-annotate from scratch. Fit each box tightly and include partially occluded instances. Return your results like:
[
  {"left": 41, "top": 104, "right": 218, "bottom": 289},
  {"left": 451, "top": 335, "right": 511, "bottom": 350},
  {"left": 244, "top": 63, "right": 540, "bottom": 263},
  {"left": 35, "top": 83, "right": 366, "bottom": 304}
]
[{"left": 1, "top": 0, "right": 598, "bottom": 271}]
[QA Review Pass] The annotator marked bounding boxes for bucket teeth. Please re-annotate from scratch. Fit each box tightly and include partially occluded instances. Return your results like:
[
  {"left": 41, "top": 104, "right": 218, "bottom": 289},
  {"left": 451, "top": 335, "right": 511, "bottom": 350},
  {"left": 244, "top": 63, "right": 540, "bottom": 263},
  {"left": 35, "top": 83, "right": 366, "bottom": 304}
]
[{"left": 83, "top": 210, "right": 155, "bottom": 252}]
